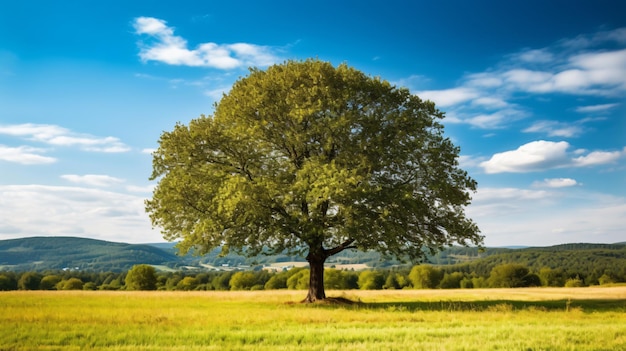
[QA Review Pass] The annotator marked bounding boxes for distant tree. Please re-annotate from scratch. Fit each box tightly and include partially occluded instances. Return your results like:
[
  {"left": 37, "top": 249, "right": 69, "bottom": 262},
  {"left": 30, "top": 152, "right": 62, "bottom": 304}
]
[
  {"left": 565, "top": 277, "right": 584, "bottom": 287},
  {"left": 211, "top": 272, "right": 233, "bottom": 291},
  {"left": 58, "top": 278, "right": 84, "bottom": 290},
  {"left": 83, "top": 282, "right": 98, "bottom": 290},
  {"left": 0, "top": 273, "right": 17, "bottom": 291},
  {"left": 439, "top": 272, "right": 464, "bottom": 289},
  {"left": 39, "top": 275, "right": 62, "bottom": 290},
  {"left": 324, "top": 268, "right": 347, "bottom": 290},
  {"left": 488, "top": 264, "right": 530, "bottom": 288},
  {"left": 287, "top": 269, "right": 310, "bottom": 290},
  {"left": 358, "top": 270, "right": 385, "bottom": 290},
  {"left": 409, "top": 265, "right": 443, "bottom": 289},
  {"left": 177, "top": 276, "right": 200, "bottom": 291},
  {"left": 230, "top": 272, "right": 258, "bottom": 290},
  {"left": 125, "top": 264, "right": 157, "bottom": 291},
  {"left": 538, "top": 267, "right": 565, "bottom": 287},
  {"left": 598, "top": 273, "right": 615, "bottom": 285},
  {"left": 146, "top": 59, "right": 482, "bottom": 302},
  {"left": 18, "top": 272, "right": 42, "bottom": 290}
]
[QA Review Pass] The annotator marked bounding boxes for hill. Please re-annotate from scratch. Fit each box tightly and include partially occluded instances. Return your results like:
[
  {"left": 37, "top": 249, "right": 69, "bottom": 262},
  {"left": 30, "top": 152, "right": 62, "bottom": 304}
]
[
  {"left": 0, "top": 237, "right": 178, "bottom": 272},
  {"left": 1, "top": 237, "right": 625, "bottom": 276}
]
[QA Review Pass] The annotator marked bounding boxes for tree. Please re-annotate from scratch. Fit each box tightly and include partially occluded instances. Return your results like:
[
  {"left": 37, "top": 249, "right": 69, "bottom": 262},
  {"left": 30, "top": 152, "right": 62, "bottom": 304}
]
[
  {"left": 357, "top": 270, "right": 385, "bottom": 290},
  {"left": 146, "top": 59, "right": 482, "bottom": 302},
  {"left": 18, "top": 272, "right": 41, "bottom": 290},
  {"left": 409, "top": 265, "right": 443, "bottom": 289},
  {"left": 488, "top": 264, "right": 531, "bottom": 288},
  {"left": 125, "top": 264, "right": 157, "bottom": 291}
]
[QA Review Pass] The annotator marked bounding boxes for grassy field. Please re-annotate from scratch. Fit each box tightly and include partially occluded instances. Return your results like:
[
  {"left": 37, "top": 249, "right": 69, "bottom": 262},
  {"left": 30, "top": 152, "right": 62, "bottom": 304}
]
[{"left": 1, "top": 287, "right": 625, "bottom": 350}]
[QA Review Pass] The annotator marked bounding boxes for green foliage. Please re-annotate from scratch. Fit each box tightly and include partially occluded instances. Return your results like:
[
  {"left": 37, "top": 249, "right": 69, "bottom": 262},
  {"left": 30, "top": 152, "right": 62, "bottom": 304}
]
[
  {"left": 286, "top": 269, "right": 309, "bottom": 290},
  {"left": 565, "top": 277, "right": 585, "bottom": 287},
  {"left": 57, "top": 278, "right": 84, "bottom": 290},
  {"left": 177, "top": 276, "right": 200, "bottom": 291},
  {"left": 357, "top": 270, "right": 385, "bottom": 290},
  {"left": 18, "top": 272, "right": 41, "bottom": 290},
  {"left": 125, "top": 265, "right": 157, "bottom": 291},
  {"left": 229, "top": 272, "right": 258, "bottom": 290},
  {"left": 439, "top": 272, "right": 465, "bottom": 289},
  {"left": 146, "top": 59, "right": 481, "bottom": 300},
  {"left": 39, "top": 275, "right": 62, "bottom": 290},
  {"left": 409, "top": 265, "right": 443, "bottom": 289},
  {"left": 0, "top": 237, "right": 177, "bottom": 272},
  {"left": 488, "top": 264, "right": 529, "bottom": 288},
  {"left": 0, "top": 273, "right": 17, "bottom": 291}
]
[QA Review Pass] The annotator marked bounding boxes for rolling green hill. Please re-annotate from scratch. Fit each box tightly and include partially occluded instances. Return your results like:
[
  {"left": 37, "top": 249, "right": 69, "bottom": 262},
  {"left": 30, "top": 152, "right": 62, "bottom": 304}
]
[
  {"left": 0, "top": 237, "right": 178, "bottom": 272},
  {"left": 1, "top": 237, "right": 625, "bottom": 278}
]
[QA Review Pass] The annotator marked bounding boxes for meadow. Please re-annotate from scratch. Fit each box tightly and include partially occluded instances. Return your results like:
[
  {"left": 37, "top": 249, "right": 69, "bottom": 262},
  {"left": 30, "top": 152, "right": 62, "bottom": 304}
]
[{"left": 1, "top": 287, "right": 625, "bottom": 350}]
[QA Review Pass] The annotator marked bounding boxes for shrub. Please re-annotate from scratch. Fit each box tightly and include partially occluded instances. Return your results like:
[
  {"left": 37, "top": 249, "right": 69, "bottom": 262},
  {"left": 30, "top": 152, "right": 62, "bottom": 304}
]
[
  {"left": 409, "top": 265, "right": 443, "bottom": 289},
  {"left": 18, "top": 272, "right": 42, "bottom": 290},
  {"left": 357, "top": 270, "right": 385, "bottom": 290},
  {"left": 125, "top": 264, "right": 157, "bottom": 290}
]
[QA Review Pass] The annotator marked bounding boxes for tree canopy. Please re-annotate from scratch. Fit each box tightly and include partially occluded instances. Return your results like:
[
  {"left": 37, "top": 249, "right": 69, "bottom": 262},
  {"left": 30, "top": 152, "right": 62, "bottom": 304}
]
[{"left": 146, "top": 59, "right": 482, "bottom": 301}]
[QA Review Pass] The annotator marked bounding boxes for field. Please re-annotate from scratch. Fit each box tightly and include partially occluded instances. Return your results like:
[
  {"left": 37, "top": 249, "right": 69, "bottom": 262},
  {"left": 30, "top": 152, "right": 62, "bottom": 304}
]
[{"left": 1, "top": 287, "right": 625, "bottom": 350}]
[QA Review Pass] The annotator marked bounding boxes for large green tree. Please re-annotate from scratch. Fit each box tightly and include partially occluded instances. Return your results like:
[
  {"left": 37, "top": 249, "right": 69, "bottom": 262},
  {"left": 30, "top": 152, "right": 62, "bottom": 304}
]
[{"left": 146, "top": 59, "right": 481, "bottom": 302}]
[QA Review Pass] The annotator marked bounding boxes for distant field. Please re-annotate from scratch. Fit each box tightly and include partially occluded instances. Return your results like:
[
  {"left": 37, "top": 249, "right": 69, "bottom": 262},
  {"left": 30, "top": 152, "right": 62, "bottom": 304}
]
[{"left": 1, "top": 287, "right": 625, "bottom": 350}]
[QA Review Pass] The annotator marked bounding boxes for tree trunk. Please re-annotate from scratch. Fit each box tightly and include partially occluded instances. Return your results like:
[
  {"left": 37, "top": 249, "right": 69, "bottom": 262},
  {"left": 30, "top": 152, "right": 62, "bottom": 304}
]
[{"left": 303, "top": 248, "right": 326, "bottom": 302}]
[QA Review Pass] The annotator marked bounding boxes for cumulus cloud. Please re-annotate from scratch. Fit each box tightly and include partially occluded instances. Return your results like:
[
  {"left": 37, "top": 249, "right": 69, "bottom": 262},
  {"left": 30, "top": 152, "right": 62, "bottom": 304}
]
[
  {"left": 0, "top": 123, "right": 130, "bottom": 153},
  {"left": 480, "top": 140, "right": 625, "bottom": 173},
  {"left": 61, "top": 174, "right": 125, "bottom": 187},
  {"left": 133, "top": 17, "right": 280, "bottom": 69},
  {"left": 0, "top": 145, "right": 56, "bottom": 165}
]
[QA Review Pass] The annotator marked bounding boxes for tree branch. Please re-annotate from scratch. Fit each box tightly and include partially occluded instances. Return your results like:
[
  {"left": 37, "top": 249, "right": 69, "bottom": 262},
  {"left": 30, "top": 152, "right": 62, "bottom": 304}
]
[{"left": 324, "top": 238, "right": 357, "bottom": 258}]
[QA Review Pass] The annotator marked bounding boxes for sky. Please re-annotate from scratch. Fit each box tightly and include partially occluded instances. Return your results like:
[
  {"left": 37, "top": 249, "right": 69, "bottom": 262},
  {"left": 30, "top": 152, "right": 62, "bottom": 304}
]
[{"left": 0, "top": 0, "right": 624, "bottom": 247}]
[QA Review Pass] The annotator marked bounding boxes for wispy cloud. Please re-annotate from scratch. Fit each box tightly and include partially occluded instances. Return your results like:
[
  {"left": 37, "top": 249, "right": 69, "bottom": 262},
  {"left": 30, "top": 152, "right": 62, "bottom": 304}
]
[
  {"left": 0, "top": 145, "right": 56, "bottom": 165},
  {"left": 532, "top": 178, "right": 579, "bottom": 188},
  {"left": 0, "top": 123, "right": 130, "bottom": 152},
  {"left": 575, "top": 103, "right": 619, "bottom": 113},
  {"left": 414, "top": 27, "right": 626, "bottom": 129},
  {"left": 61, "top": 174, "right": 125, "bottom": 187},
  {"left": 133, "top": 17, "right": 281, "bottom": 69},
  {"left": 480, "top": 140, "right": 625, "bottom": 174}
]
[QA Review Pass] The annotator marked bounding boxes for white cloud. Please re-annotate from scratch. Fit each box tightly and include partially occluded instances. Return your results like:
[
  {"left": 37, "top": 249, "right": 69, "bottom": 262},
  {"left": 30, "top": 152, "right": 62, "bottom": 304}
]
[
  {"left": 133, "top": 17, "right": 280, "bottom": 69},
  {"left": 572, "top": 150, "right": 623, "bottom": 166},
  {"left": 481, "top": 140, "right": 570, "bottom": 174},
  {"left": 0, "top": 145, "right": 56, "bottom": 165},
  {"left": 532, "top": 178, "right": 579, "bottom": 188},
  {"left": 61, "top": 174, "right": 125, "bottom": 187},
  {"left": 416, "top": 87, "right": 479, "bottom": 107},
  {"left": 480, "top": 140, "right": 625, "bottom": 173},
  {"left": 523, "top": 120, "right": 584, "bottom": 138},
  {"left": 468, "top": 187, "right": 626, "bottom": 246},
  {"left": 575, "top": 103, "right": 619, "bottom": 113},
  {"left": 408, "top": 27, "right": 626, "bottom": 130},
  {"left": 141, "top": 148, "right": 156, "bottom": 154},
  {"left": 0, "top": 185, "right": 162, "bottom": 243},
  {"left": 0, "top": 123, "right": 130, "bottom": 152}
]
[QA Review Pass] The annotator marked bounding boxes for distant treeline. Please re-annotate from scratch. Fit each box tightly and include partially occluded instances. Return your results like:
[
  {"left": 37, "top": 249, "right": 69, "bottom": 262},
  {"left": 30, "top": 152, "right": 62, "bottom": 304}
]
[{"left": 1, "top": 258, "right": 624, "bottom": 291}]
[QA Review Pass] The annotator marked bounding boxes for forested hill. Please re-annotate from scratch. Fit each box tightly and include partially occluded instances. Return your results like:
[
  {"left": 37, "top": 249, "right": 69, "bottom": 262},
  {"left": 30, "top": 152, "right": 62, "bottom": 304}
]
[
  {"left": 443, "top": 243, "right": 626, "bottom": 280},
  {"left": 0, "top": 237, "right": 177, "bottom": 272},
  {"left": 0, "top": 237, "right": 625, "bottom": 275}
]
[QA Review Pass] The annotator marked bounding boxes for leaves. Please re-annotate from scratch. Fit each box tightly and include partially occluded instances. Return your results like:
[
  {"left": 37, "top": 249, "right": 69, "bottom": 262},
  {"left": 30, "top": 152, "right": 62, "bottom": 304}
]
[{"left": 146, "top": 59, "right": 482, "bottom": 260}]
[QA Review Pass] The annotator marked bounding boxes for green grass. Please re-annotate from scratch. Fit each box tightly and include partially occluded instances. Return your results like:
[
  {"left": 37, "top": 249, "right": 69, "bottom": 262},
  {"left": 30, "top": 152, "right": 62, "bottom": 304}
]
[{"left": 1, "top": 287, "right": 625, "bottom": 350}]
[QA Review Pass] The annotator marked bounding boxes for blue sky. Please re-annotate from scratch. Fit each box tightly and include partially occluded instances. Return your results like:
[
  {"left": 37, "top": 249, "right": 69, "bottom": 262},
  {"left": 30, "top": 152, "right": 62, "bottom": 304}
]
[{"left": 0, "top": 0, "right": 624, "bottom": 246}]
